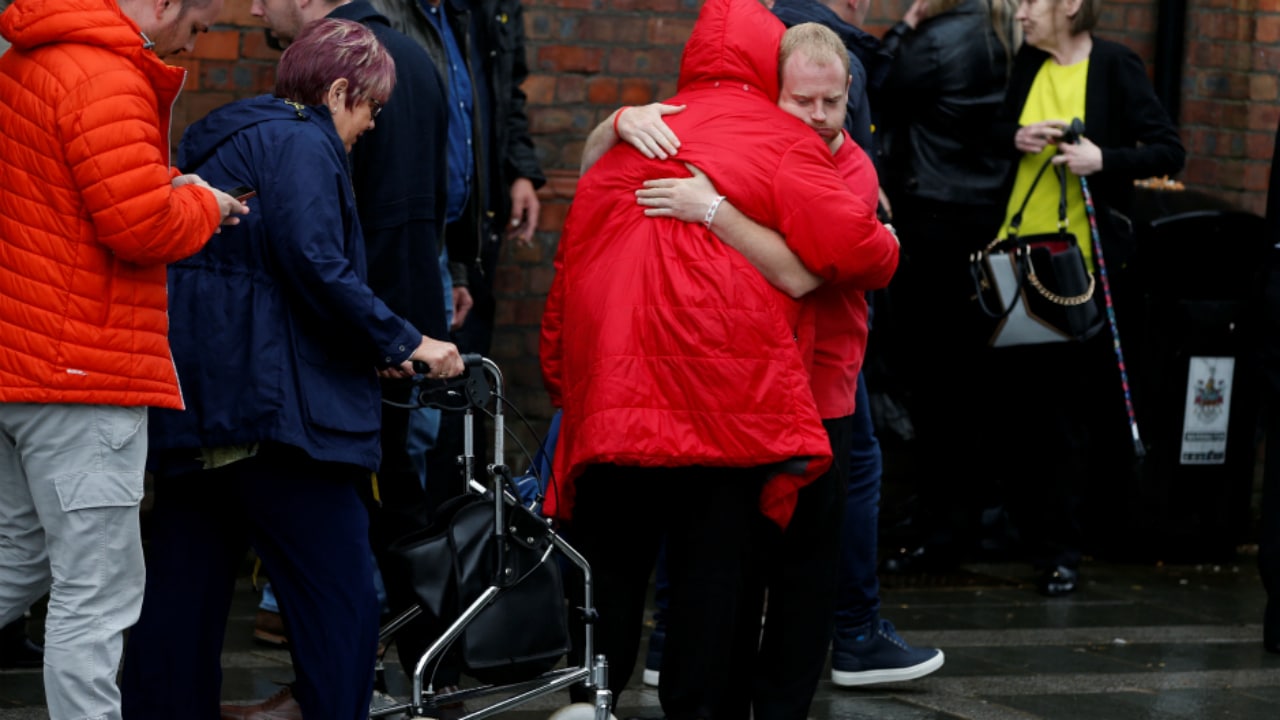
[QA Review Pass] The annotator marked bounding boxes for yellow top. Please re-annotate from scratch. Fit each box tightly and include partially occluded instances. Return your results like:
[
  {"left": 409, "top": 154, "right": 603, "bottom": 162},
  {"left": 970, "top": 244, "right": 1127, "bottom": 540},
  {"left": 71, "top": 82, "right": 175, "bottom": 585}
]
[{"left": 999, "top": 57, "right": 1091, "bottom": 268}]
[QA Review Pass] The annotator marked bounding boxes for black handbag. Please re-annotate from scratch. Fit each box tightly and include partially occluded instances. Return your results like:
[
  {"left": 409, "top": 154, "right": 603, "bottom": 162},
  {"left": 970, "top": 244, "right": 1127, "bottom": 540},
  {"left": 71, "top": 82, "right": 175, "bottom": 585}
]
[
  {"left": 386, "top": 491, "right": 570, "bottom": 685},
  {"left": 970, "top": 155, "right": 1104, "bottom": 347}
]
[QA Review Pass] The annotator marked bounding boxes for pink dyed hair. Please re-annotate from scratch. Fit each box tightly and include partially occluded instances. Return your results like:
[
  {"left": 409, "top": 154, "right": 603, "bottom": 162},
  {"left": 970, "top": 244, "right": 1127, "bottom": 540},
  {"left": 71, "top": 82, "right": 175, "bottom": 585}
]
[{"left": 274, "top": 18, "right": 395, "bottom": 109}]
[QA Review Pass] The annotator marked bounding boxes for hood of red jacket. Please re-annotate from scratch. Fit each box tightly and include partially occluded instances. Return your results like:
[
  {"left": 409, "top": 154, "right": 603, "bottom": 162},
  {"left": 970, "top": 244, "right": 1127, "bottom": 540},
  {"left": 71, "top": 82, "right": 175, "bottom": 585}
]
[
  {"left": 1, "top": 0, "right": 149, "bottom": 55},
  {"left": 678, "top": 0, "right": 783, "bottom": 101}
]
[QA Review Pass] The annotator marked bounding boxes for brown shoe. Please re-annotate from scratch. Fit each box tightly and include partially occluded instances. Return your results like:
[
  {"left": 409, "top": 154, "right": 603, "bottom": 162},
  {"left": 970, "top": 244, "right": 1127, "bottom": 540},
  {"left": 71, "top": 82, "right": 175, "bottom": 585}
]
[
  {"left": 220, "top": 685, "right": 301, "bottom": 720},
  {"left": 252, "top": 609, "right": 288, "bottom": 647}
]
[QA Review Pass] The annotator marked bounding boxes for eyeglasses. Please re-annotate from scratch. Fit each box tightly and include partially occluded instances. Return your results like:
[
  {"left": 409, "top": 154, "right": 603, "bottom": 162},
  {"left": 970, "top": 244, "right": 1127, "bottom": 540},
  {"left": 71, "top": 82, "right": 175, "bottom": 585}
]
[{"left": 368, "top": 99, "right": 383, "bottom": 118}]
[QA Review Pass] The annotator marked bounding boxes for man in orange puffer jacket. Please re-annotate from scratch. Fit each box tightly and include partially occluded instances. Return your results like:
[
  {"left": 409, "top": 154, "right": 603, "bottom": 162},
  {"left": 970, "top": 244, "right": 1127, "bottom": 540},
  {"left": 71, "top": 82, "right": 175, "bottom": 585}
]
[{"left": 0, "top": 0, "right": 246, "bottom": 717}]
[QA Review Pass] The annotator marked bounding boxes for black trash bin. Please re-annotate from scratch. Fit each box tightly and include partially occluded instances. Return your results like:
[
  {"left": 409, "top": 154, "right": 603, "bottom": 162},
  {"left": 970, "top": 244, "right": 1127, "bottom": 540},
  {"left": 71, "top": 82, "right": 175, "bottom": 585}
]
[{"left": 1086, "top": 188, "right": 1270, "bottom": 564}]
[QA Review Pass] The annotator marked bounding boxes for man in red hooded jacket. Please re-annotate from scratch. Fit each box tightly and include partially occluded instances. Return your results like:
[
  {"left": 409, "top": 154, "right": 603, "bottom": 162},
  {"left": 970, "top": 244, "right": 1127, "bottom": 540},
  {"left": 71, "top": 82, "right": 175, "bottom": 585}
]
[{"left": 540, "top": 0, "right": 897, "bottom": 715}]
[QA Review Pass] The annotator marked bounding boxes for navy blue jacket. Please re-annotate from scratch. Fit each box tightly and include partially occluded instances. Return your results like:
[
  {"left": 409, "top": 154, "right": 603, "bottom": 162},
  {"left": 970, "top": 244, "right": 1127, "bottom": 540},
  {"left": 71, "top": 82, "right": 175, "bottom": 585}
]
[
  {"left": 153, "top": 95, "right": 422, "bottom": 471},
  {"left": 331, "top": 0, "right": 450, "bottom": 343}
]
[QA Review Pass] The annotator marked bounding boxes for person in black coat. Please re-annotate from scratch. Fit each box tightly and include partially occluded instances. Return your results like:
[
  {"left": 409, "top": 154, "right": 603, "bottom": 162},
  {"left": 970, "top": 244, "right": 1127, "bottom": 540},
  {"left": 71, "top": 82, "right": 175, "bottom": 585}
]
[
  {"left": 874, "top": 0, "right": 1021, "bottom": 576},
  {"left": 986, "top": 0, "right": 1183, "bottom": 596}
]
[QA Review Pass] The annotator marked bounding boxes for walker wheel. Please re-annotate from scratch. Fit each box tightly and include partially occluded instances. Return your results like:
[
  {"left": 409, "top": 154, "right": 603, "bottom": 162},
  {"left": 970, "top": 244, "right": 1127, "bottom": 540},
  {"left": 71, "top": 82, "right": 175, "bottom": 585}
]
[{"left": 548, "top": 702, "right": 617, "bottom": 720}]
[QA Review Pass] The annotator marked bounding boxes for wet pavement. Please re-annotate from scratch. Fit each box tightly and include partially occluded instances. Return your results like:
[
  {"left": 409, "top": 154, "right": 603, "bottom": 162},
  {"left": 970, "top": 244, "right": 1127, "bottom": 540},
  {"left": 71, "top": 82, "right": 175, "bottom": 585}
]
[{"left": 2, "top": 555, "right": 1278, "bottom": 719}]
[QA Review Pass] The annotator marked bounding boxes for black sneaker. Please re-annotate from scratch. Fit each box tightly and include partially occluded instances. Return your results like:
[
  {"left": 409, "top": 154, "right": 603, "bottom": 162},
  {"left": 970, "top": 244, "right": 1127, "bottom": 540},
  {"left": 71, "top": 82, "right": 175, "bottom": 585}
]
[
  {"left": 830, "top": 617, "right": 943, "bottom": 687},
  {"left": 0, "top": 617, "right": 41, "bottom": 670}
]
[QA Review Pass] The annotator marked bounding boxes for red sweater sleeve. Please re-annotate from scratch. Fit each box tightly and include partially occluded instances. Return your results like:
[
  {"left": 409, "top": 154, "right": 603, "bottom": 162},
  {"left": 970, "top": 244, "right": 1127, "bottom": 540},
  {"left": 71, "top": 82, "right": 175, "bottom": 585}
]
[{"left": 772, "top": 140, "right": 899, "bottom": 290}]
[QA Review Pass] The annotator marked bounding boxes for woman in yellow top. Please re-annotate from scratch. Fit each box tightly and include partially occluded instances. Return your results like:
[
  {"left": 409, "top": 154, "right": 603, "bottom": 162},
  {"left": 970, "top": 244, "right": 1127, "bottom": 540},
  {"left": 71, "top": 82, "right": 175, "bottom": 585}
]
[{"left": 987, "top": 0, "right": 1183, "bottom": 596}]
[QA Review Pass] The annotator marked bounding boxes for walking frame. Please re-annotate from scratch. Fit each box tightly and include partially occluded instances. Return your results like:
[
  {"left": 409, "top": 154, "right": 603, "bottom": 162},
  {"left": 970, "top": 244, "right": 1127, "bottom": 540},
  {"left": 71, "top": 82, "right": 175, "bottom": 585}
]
[{"left": 372, "top": 355, "right": 612, "bottom": 720}]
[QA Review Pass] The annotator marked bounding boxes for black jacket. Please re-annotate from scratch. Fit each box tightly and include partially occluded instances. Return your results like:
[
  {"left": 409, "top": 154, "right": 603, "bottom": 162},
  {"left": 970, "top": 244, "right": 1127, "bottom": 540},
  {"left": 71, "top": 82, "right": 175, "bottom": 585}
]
[
  {"left": 879, "top": 0, "right": 1013, "bottom": 208},
  {"left": 330, "top": 0, "right": 449, "bottom": 341},
  {"left": 993, "top": 38, "right": 1185, "bottom": 252},
  {"left": 370, "top": 0, "right": 545, "bottom": 284},
  {"left": 476, "top": 0, "right": 544, "bottom": 221}
]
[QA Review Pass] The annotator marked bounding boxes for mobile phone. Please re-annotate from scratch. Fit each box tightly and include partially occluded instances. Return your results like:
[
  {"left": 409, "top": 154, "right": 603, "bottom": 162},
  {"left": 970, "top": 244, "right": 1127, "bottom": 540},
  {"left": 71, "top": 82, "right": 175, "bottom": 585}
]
[{"left": 226, "top": 185, "right": 257, "bottom": 202}]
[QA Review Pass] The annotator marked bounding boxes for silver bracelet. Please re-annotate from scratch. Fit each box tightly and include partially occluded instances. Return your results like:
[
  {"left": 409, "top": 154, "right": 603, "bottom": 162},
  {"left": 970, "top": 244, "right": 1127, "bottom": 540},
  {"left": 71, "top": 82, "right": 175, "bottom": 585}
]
[{"left": 703, "top": 195, "right": 727, "bottom": 229}]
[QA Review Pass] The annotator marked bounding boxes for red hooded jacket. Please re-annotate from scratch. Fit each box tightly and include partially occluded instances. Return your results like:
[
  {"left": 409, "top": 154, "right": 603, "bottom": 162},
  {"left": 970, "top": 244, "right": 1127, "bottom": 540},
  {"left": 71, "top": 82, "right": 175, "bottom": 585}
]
[{"left": 540, "top": 0, "right": 899, "bottom": 528}]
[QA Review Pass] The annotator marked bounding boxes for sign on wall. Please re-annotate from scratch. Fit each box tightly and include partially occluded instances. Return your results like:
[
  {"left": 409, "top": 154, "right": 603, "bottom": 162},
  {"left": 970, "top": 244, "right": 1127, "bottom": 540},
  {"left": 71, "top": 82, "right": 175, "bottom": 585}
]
[{"left": 1179, "top": 356, "right": 1234, "bottom": 465}]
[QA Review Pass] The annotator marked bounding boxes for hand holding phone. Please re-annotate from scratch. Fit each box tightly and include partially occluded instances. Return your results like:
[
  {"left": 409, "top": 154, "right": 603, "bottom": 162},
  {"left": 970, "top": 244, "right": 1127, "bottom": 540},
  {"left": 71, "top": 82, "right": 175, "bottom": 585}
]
[{"left": 226, "top": 185, "right": 257, "bottom": 202}]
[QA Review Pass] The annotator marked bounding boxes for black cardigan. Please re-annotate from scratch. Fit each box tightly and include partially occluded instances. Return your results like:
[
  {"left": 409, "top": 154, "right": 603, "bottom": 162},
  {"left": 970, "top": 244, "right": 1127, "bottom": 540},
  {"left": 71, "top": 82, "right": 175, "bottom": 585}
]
[{"left": 992, "top": 38, "right": 1185, "bottom": 253}]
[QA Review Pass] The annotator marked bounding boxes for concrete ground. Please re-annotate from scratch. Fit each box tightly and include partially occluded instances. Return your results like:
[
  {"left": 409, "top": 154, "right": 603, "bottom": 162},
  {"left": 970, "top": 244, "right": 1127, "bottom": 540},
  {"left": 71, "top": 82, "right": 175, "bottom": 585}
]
[{"left": 2, "top": 555, "right": 1278, "bottom": 720}]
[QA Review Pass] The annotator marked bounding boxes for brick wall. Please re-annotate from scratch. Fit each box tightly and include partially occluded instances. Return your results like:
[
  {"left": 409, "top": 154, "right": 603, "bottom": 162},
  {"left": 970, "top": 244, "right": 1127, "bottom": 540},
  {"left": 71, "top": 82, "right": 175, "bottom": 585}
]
[
  {"left": 7, "top": 0, "right": 1265, "bottom": 440},
  {"left": 1181, "top": 0, "right": 1280, "bottom": 214}
]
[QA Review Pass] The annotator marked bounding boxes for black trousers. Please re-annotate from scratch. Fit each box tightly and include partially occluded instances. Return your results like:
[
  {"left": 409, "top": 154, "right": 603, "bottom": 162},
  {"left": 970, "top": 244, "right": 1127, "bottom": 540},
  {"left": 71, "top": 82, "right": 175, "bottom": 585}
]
[
  {"left": 885, "top": 197, "right": 1005, "bottom": 557},
  {"left": 121, "top": 446, "right": 378, "bottom": 720},
  {"left": 749, "top": 417, "right": 851, "bottom": 720},
  {"left": 568, "top": 464, "right": 764, "bottom": 720}
]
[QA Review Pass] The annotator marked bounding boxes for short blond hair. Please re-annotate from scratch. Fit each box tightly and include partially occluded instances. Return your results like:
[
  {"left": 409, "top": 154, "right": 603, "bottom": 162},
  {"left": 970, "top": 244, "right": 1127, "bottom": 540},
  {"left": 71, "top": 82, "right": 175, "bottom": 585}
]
[{"left": 778, "top": 22, "right": 851, "bottom": 86}]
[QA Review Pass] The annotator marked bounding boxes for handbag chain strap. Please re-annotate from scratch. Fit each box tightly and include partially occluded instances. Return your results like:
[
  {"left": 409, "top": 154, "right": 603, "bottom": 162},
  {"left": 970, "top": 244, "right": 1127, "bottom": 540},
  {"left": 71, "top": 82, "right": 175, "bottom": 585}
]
[{"left": 981, "top": 155, "right": 1096, "bottom": 307}]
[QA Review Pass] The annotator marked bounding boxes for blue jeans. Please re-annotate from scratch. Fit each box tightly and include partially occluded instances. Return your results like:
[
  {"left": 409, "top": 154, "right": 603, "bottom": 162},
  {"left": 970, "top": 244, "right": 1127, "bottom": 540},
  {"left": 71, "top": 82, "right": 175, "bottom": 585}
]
[{"left": 835, "top": 376, "right": 881, "bottom": 630}]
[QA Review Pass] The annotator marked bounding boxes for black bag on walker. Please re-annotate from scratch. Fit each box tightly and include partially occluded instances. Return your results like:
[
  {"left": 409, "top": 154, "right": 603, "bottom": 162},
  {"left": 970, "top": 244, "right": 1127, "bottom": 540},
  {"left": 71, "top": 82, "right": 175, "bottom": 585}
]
[{"left": 388, "top": 491, "right": 570, "bottom": 684}]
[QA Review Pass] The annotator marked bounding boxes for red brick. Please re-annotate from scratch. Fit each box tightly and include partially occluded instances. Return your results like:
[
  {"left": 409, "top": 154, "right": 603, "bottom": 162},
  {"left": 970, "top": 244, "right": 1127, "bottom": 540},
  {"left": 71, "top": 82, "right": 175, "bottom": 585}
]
[
  {"left": 543, "top": 171, "right": 581, "bottom": 199},
  {"left": 536, "top": 45, "right": 605, "bottom": 73},
  {"left": 216, "top": 0, "right": 260, "bottom": 28},
  {"left": 528, "top": 266, "right": 556, "bottom": 295},
  {"left": 241, "top": 29, "right": 283, "bottom": 61},
  {"left": 495, "top": 266, "right": 523, "bottom": 294},
  {"left": 556, "top": 75, "right": 587, "bottom": 103},
  {"left": 606, "top": 47, "right": 680, "bottom": 77},
  {"left": 514, "top": 299, "right": 546, "bottom": 325},
  {"left": 1252, "top": 73, "right": 1280, "bottom": 101},
  {"left": 1197, "top": 71, "right": 1250, "bottom": 99},
  {"left": 1125, "top": 6, "right": 1156, "bottom": 32},
  {"left": 510, "top": 238, "right": 547, "bottom": 264},
  {"left": 1247, "top": 130, "right": 1277, "bottom": 159},
  {"left": 1243, "top": 161, "right": 1271, "bottom": 192},
  {"left": 530, "top": 107, "right": 576, "bottom": 134},
  {"left": 537, "top": 201, "right": 569, "bottom": 232},
  {"left": 646, "top": 17, "right": 695, "bottom": 46},
  {"left": 1258, "top": 16, "right": 1280, "bottom": 43},
  {"left": 1182, "top": 157, "right": 1217, "bottom": 186},
  {"left": 191, "top": 30, "right": 240, "bottom": 60},
  {"left": 619, "top": 78, "right": 655, "bottom": 105},
  {"left": 587, "top": 77, "right": 620, "bottom": 105},
  {"left": 579, "top": 15, "right": 647, "bottom": 43},
  {"left": 538, "top": 0, "right": 595, "bottom": 10},
  {"left": 171, "top": 58, "right": 200, "bottom": 91},
  {"left": 608, "top": 0, "right": 681, "bottom": 12},
  {"left": 494, "top": 299, "right": 518, "bottom": 326},
  {"left": 523, "top": 74, "right": 557, "bottom": 106},
  {"left": 1249, "top": 102, "right": 1280, "bottom": 131}
]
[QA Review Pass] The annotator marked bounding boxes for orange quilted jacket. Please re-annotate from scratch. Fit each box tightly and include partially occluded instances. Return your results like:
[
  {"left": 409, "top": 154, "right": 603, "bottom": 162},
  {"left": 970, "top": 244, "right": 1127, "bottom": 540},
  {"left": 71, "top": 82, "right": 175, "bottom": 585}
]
[{"left": 0, "top": 0, "right": 221, "bottom": 409}]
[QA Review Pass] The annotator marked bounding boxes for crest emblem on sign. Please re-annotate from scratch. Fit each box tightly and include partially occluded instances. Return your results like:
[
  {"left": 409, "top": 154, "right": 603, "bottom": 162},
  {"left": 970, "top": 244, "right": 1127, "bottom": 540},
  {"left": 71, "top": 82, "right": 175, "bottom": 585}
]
[{"left": 1194, "top": 367, "right": 1226, "bottom": 423}]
